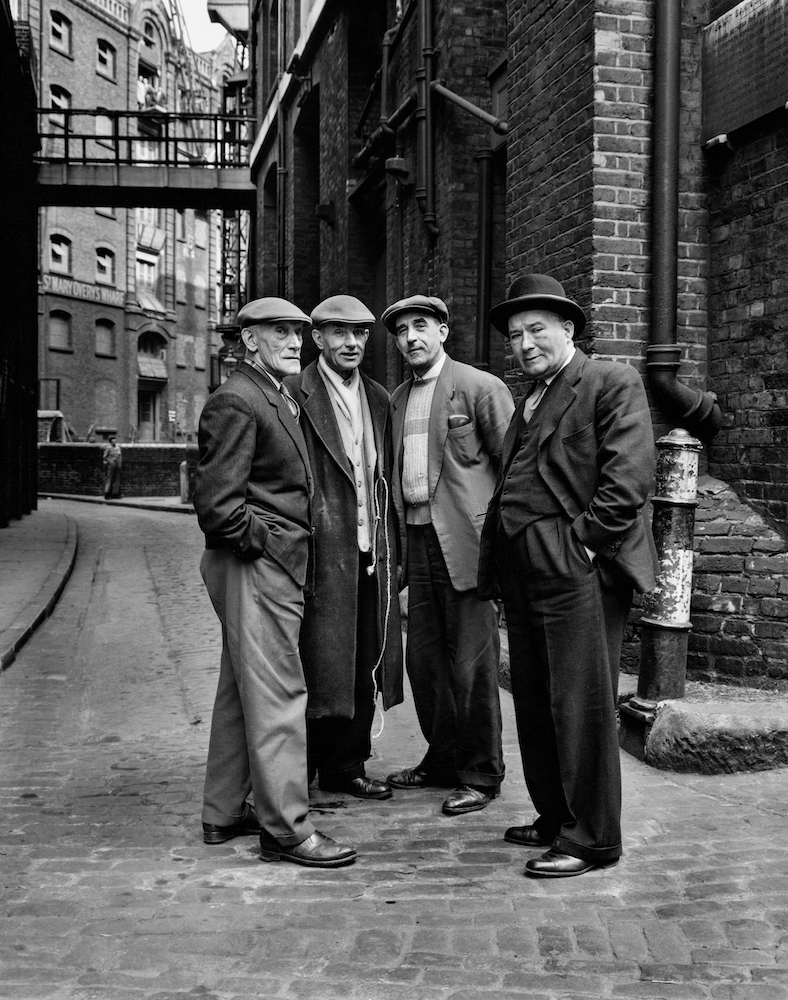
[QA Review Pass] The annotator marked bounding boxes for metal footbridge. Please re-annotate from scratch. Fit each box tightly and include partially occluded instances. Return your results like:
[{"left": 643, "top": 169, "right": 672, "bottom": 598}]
[{"left": 35, "top": 108, "right": 256, "bottom": 210}]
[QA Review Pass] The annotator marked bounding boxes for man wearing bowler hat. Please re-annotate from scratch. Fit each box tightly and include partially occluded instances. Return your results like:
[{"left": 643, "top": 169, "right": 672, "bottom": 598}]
[
  {"left": 383, "top": 293, "right": 514, "bottom": 816},
  {"left": 479, "top": 273, "right": 658, "bottom": 877},
  {"left": 194, "top": 296, "right": 356, "bottom": 868},
  {"left": 285, "top": 295, "right": 403, "bottom": 801}
]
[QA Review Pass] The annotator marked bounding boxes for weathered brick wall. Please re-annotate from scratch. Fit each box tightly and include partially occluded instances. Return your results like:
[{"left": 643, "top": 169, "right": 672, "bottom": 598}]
[
  {"left": 690, "top": 477, "right": 788, "bottom": 687},
  {"left": 38, "top": 443, "right": 198, "bottom": 498},
  {"left": 706, "top": 111, "right": 788, "bottom": 529},
  {"left": 507, "top": 0, "right": 595, "bottom": 332}
]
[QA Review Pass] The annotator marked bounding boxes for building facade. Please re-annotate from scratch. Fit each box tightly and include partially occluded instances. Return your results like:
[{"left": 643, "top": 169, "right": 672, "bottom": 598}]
[
  {"left": 235, "top": 0, "right": 787, "bottom": 687},
  {"left": 25, "top": 0, "right": 238, "bottom": 442}
]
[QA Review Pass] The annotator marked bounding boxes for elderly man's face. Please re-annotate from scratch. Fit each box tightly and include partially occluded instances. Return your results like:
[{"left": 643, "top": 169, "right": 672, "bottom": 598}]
[
  {"left": 393, "top": 310, "right": 448, "bottom": 376},
  {"left": 313, "top": 322, "right": 369, "bottom": 375},
  {"left": 508, "top": 309, "right": 574, "bottom": 380},
  {"left": 242, "top": 321, "right": 304, "bottom": 378}
]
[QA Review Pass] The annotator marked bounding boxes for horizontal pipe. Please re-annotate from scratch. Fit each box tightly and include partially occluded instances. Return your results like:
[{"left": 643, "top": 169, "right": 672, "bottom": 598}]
[
  {"left": 430, "top": 81, "right": 509, "bottom": 135},
  {"left": 352, "top": 91, "right": 417, "bottom": 172}
]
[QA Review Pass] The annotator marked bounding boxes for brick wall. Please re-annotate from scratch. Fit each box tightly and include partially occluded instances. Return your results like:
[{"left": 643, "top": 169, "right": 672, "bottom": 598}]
[
  {"left": 706, "top": 111, "right": 788, "bottom": 528},
  {"left": 38, "top": 443, "right": 198, "bottom": 498},
  {"left": 690, "top": 477, "right": 788, "bottom": 687}
]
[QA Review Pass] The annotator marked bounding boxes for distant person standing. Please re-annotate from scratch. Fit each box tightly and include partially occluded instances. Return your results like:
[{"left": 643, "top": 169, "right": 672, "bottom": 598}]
[{"left": 102, "top": 436, "right": 122, "bottom": 499}]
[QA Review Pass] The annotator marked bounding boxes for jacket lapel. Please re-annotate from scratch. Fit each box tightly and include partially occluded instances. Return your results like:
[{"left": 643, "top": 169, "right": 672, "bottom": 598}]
[
  {"left": 390, "top": 376, "right": 412, "bottom": 478},
  {"left": 300, "top": 362, "right": 354, "bottom": 484},
  {"left": 428, "top": 356, "right": 454, "bottom": 498},
  {"left": 238, "top": 362, "right": 313, "bottom": 488},
  {"left": 360, "top": 372, "right": 388, "bottom": 473},
  {"left": 536, "top": 350, "right": 585, "bottom": 449}
]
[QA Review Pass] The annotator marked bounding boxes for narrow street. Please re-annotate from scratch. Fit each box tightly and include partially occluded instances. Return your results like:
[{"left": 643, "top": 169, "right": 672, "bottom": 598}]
[{"left": 1, "top": 500, "right": 787, "bottom": 1000}]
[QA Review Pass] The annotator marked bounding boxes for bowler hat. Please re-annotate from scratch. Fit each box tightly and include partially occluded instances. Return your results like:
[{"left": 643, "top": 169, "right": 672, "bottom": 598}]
[
  {"left": 489, "top": 274, "right": 586, "bottom": 336},
  {"left": 237, "top": 297, "right": 311, "bottom": 329},
  {"left": 310, "top": 294, "right": 375, "bottom": 327},
  {"left": 381, "top": 294, "right": 449, "bottom": 334}
]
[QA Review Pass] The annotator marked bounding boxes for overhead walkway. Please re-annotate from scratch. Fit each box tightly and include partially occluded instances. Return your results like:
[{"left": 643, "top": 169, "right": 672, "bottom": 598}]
[{"left": 35, "top": 109, "right": 256, "bottom": 210}]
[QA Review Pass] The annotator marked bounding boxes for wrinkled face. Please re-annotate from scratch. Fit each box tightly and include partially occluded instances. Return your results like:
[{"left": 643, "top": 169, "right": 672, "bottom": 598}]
[
  {"left": 242, "top": 320, "right": 304, "bottom": 378},
  {"left": 313, "top": 322, "right": 370, "bottom": 375},
  {"left": 393, "top": 310, "right": 448, "bottom": 376},
  {"left": 508, "top": 309, "right": 574, "bottom": 380}
]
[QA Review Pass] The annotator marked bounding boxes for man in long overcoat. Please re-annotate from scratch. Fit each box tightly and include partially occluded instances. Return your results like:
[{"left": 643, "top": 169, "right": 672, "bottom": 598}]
[{"left": 286, "top": 295, "right": 403, "bottom": 800}]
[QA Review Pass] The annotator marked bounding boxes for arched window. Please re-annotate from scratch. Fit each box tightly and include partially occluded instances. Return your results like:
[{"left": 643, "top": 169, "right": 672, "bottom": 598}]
[
  {"left": 50, "top": 234, "right": 72, "bottom": 274},
  {"left": 138, "top": 331, "right": 167, "bottom": 359},
  {"left": 143, "top": 20, "right": 156, "bottom": 49},
  {"left": 95, "top": 320, "right": 116, "bottom": 356},
  {"left": 97, "top": 39, "right": 117, "bottom": 80},
  {"left": 96, "top": 247, "right": 115, "bottom": 285},
  {"left": 49, "top": 85, "right": 71, "bottom": 130},
  {"left": 50, "top": 11, "right": 72, "bottom": 55},
  {"left": 48, "top": 311, "right": 72, "bottom": 351}
]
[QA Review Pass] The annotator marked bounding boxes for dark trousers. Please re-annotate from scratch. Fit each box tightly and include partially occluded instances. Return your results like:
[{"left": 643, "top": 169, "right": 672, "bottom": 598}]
[
  {"left": 307, "top": 559, "right": 377, "bottom": 781},
  {"left": 406, "top": 523, "right": 504, "bottom": 788},
  {"left": 497, "top": 517, "right": 630, "bottom": 863}
]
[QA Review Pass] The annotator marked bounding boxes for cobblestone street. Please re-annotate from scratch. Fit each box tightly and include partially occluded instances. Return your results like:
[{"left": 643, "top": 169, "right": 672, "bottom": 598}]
[{"left": 1, "top": 500, "right": 787, "bottom": 1000}]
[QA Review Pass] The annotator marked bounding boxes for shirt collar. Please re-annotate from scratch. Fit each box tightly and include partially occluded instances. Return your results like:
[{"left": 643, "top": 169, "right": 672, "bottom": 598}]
[
  {"left": 413, "top": 350, "right": 447, "bottom": 383},
  {"left": 543, "top": 344, "right": 576, "bottom": 386},
  {"left": 246, "top": 353, "right": 284, "bottom": 390}
]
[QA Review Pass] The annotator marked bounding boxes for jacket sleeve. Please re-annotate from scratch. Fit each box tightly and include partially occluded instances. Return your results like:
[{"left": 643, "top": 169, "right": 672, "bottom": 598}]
[
  {"left": 475, "top": 377, "right": 516, "bottom": 472},
  {"left": 570, "top": 364, "right": 655, "bottom": 557},
  {"left": 193, "top": 390, "right": 270, "bottom": 560}
]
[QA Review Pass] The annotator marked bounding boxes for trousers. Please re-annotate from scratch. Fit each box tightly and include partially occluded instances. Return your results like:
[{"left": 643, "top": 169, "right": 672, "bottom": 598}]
[
  {"left": 497, "top": 516, "right": 630, "bottom": 862},
  {"left": 406, "top": 523, "right": 504, "bottom": 787},
  {"left": 200, "top": 547, "right": 314, "bottom": 847}
]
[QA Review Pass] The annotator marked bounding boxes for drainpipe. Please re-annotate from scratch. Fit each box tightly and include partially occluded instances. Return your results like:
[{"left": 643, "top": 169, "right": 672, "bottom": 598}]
[
  {"left": 474, "top": 149, "right": 493, "bottom": 368},
  {"left": 276, "top": 0, "right": 287, "bottom": 296},
  {"left": 648, "top": 0, "right": 722, "bottom": 440},
  {"left": 416, "top": 0, "right": 438, "bottom": 238}
]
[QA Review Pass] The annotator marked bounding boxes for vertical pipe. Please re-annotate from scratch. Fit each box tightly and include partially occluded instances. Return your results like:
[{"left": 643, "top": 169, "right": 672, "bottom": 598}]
[
  {"left": 416, "top": 0, "right": 438, "bottom": 237},
  {"left": 474, "top": 149, "right": 493, "bottom": 368}
]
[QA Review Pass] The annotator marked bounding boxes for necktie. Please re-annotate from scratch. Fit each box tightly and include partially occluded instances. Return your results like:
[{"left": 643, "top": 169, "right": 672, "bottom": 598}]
[
  {"left": 523, "top": 380, "right": 547, "bottom": 424},
  {"left": 279, "top": 384, "right": 300, "bottom": 421}
]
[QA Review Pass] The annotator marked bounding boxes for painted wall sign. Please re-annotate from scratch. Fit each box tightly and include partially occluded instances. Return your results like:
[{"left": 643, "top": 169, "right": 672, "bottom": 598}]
[{"left": 42, "top": 273, "right": 125, "bottom": 308}]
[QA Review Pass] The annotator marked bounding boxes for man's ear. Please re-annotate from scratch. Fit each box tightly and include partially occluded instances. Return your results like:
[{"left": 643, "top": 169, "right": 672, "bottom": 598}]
[
  {"left": 439, "top": 322, "right": 449, "bottom": 343},
  {"left": 240, "top": 327, "right": 257, "bottom": 353},
  {"left": 311, "top": 327, "right": 323, "bottom": 350},
  {"left": 563, "top": 320, "right": 575, "bottom": 341}
]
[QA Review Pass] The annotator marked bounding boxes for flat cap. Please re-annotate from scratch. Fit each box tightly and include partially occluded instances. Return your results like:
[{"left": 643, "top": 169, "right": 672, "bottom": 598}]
[
  {"left": 237, "top": 297, "right": 311, "bottom": 329},
  {"left": 310, "top": 294, "right": 375, "bottom": 327},
  {"left": 381, "top": 294, "right": 449, "bottom": 334}
]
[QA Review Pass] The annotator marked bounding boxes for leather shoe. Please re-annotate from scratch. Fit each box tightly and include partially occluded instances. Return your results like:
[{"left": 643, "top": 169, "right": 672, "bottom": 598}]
[
  {"left": 387, "top": 766, "right": 456, "bottom": 789},
  {"left": 318, "top": 775, "right": 393, "bottom": 800},
  {"left": 202, "top": 804, "right": 262, "bottom": 844},
  {"left": 259, "top": 829, "right": 357, "bottom": 868},
  {"left": 525, "top": 850, "right": 618, "bottom": 878},
  {"left": 442, "top": 784, "right": 497, "bottom": 815},
  {"left": 503, "top": 824, "right": 552, "bottom": 848}
]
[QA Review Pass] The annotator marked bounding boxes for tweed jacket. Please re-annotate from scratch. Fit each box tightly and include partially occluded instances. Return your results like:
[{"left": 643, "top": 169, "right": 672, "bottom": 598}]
[
  {"left": 286, "top": 361, "right": 404, "bottom": 719},
  {"left": 478, "top": 350, "right": 659, "bottom": 598},
  {"left": 390, "top": 354, "right": 515, "bottom": 593},
  {"left": 194, "top": 361, "right": 313, "bottom": 588}
]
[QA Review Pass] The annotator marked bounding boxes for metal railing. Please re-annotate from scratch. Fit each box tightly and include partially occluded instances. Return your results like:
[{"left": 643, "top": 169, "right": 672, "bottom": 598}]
[{"left": 36, "top": 109, "right": 255, "bottom": 169}]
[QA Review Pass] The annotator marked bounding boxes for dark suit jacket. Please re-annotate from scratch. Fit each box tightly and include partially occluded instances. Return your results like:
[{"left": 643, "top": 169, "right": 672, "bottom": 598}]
[
  {"left": 285, "top": 362, "right": 404, "bottom": 718},
  {"left": 478, "top": 350, "right": 659, "bottom": 597},
  {"left": 194, "top": 361, "right": 313, "bottom": 588},
  {"left": 391, "top": 355, "right": 515, "bottom": 592}
]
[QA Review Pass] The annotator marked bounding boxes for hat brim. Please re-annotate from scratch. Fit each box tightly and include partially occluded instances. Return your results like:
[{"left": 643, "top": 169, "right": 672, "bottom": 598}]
[{"left": 489, "top": 294, "right": 586, "bottom": 337}]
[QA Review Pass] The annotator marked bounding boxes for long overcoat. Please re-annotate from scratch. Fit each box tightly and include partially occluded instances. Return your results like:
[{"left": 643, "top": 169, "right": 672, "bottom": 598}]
[{"left": 286, "top": 361, "right": 404, "bottom": 720}]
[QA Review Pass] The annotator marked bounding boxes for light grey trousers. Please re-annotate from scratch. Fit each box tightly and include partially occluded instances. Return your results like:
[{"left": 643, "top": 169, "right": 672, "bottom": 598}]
[{"left": 200, "top": 547, "right": 314, "bottom": 847}]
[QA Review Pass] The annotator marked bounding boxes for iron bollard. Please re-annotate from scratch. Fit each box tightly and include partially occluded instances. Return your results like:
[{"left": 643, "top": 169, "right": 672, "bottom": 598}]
[{"left": 620, "top": 428, "right": 702, "bottom": 757}]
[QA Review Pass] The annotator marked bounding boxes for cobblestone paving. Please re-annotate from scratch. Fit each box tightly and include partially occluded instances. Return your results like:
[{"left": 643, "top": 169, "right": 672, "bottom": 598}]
[{"left": 1, "top": 500, "right": 787, "bottom": 999}]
